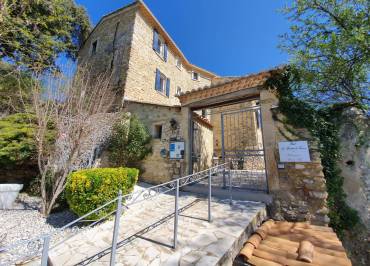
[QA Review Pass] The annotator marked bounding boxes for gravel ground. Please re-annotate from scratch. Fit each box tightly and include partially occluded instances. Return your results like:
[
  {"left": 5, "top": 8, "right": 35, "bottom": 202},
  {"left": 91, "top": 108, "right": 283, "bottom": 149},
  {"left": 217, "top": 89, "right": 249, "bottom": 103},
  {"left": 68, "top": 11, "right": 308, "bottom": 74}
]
[{"left": 0, "top": 193, "right": 79, "bottom": 265}]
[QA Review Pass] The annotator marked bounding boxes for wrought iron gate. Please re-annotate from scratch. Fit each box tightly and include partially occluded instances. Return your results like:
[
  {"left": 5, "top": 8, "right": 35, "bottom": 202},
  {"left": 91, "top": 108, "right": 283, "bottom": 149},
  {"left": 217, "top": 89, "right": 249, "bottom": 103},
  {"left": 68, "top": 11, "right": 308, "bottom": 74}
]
[{"left": 220, "top": 106, "right": 268, "bottom": 191}]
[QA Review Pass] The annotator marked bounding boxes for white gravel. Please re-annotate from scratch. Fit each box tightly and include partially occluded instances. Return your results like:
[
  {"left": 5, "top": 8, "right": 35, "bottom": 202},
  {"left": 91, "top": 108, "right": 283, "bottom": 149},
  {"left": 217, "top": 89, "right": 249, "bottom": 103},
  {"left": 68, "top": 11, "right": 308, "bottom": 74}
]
[{"left": 0, "top": 193, "right": 79, "bottom": 265}]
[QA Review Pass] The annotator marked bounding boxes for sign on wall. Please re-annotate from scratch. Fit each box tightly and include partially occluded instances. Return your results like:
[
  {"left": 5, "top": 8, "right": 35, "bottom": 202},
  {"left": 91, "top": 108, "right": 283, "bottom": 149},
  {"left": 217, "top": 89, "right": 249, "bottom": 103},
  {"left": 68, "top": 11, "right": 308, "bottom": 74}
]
[
  {"left": 169, "top": 141, "right": 185, "bottom": 159},
  {"left": 278, "top": 141, "right": 311, "bottom": 162}
]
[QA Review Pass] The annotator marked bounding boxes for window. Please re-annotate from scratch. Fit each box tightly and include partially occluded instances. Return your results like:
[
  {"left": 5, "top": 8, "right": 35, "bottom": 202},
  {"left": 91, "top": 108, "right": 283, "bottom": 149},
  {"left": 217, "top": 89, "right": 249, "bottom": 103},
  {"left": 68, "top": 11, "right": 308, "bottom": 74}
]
[
  {"left": 192, "top": 71, "right": 199, "bottom": 81},
  {"left": 153, "top": 29, "right": 167, "bottom": 61},
  {"left": 176, "top": 87, "right": 182, "bottom": 96},
  {"left": 154, "top": 125, "right": 163, "bottom": 139},
  {"left": 155, "top": 69, "right": 170, "bottom": 97},
  {"left": 175, "top": 57, "right": 182, "bottom": 69},
  {"left": 91, "top": 40, "right": 98, "bottom": 55}
]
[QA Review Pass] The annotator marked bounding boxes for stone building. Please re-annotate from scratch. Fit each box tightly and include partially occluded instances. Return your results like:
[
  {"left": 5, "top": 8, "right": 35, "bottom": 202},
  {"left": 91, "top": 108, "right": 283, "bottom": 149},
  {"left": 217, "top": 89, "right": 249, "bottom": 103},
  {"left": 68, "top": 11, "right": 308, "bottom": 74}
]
[
  {"left": 78, "top": 0, "right": 216, "bottom": 183},
  {"left": 79, "top": 0, "right": 329, "bottom": 224}
]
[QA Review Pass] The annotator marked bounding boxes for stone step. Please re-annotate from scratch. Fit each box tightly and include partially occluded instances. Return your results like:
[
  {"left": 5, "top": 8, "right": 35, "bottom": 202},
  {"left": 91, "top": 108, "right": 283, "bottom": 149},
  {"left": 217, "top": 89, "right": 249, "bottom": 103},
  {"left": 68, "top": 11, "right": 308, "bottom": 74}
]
[{"left": 182, "top": 183, "right": 273, "bottom": 204}]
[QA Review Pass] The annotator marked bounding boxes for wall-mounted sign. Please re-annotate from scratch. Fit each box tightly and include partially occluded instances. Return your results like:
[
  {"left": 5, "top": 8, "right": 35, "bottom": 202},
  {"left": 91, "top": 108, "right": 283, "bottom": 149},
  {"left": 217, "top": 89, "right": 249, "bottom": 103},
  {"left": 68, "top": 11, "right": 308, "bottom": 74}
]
[
  {"left": 169, "top": 141, "right": 185, "bottom": 159},
  {"left": 278, "top": 141, "right": 310, "bottom": 162},
  {"left": 160, "top": 148, "right": 167, "bottom": 158}
]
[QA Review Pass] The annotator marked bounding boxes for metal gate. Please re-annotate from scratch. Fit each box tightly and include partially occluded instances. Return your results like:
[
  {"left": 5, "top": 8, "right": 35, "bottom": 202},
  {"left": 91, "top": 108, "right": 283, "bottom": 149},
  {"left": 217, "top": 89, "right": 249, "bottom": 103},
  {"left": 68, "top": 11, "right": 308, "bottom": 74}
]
[{"left": 220, "top": 106, "right": 268, "bottom": 191}]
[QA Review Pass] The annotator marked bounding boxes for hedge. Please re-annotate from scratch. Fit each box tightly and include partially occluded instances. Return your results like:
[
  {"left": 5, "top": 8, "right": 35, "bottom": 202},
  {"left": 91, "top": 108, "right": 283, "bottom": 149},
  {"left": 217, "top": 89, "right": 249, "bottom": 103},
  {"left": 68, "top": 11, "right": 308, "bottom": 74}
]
[{"left": 65, "top": 167, "right": 139, "bottom": 220}]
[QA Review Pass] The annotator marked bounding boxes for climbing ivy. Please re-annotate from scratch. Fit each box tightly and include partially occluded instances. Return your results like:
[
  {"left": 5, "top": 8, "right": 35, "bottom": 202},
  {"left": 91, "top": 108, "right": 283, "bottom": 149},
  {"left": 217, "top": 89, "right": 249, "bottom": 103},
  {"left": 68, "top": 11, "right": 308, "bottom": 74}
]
[{"left": 266, "top": 68, "right": 359, "bottom": 235}]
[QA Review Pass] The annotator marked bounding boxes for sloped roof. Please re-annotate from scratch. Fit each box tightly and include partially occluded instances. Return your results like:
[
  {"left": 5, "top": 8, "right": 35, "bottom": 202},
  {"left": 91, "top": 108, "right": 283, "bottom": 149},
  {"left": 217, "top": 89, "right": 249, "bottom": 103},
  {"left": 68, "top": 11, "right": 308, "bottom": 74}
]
[
  {"left": 178, "top": 65, "right": 285, "bottom": 98},
  {"left": 192, "top": 112, "right": 213, "bottom": 129},
  {"left": 80, "top": 0, "right": 217, "bottom": 79},
  {"left": 239, "top": 220, "right": 352, "bottom": 266},
  {"left": 177, "top": 66, "right": 286, "bottom": 106}
]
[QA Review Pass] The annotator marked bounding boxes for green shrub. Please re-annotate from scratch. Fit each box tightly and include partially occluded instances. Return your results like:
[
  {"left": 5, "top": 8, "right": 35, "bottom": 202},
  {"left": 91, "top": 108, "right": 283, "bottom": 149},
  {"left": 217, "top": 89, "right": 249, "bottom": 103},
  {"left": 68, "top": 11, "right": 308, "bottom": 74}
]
[
  {"left": 0, "top": 113, "right": 55, "bottom": 168},
  {"left": 0, "top": 113, "right": 36, "bottom": 167},
  {"left": 109, "top": 114, "right": 152, "bottom": 167},
  {"left": 65, "top": 167, "right": 139, "bottom": 220}
]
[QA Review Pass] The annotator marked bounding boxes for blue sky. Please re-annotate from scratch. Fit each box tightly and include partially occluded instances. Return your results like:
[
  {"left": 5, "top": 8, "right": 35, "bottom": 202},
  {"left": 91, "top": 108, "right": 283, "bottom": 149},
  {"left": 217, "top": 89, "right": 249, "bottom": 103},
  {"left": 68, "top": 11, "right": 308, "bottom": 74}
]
[{"left": 75, "top": 0, "right": 291, "bottom": 77}]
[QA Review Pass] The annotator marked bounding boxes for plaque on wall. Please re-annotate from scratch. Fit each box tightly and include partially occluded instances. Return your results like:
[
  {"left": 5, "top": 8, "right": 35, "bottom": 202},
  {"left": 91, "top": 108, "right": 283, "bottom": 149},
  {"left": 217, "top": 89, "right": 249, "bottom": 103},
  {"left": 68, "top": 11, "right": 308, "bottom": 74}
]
[
  {"left": 278, "top": 141, "right": 310, "bottom": 162},
  {"left": 169, "top": 141, "right": 185, "bottom": 159}
]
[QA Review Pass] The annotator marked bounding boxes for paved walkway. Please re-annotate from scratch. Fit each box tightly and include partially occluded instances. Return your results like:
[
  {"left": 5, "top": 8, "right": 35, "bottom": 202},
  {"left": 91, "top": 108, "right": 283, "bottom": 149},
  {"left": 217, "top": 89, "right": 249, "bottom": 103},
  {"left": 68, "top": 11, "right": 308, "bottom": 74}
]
[{"left": 47, "top": 186, "right": 266, "bottom": 266}]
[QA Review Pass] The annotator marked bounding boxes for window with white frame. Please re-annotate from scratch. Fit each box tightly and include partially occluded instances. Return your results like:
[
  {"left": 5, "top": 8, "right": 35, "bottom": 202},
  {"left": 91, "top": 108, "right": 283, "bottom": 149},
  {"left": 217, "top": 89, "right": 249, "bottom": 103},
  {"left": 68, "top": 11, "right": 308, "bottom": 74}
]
[
  {"left": 153, "top": 29, "right": 168, "bottom": 61},
  {"left": 192, "top": 71, "right": 199, "bottom": 81}
]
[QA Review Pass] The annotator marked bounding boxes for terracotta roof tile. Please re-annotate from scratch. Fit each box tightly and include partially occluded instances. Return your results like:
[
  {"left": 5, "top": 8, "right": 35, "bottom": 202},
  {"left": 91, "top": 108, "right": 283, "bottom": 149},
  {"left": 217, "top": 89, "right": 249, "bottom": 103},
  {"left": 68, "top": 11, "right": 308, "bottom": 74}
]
[
  {"left": 177, "top": 65, "right": 286, "bottom": 98},
  {"left": 239, "top": 220, "right": 352, "bottom": 266},
  {"left": 192, "top": 112, "right": 213, "bottom": 129}
]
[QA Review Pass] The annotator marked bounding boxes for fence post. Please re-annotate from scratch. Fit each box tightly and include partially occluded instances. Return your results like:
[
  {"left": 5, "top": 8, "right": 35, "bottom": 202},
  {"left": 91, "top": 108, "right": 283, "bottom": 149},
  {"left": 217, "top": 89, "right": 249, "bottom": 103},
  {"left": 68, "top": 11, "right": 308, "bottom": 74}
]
[
  {"left": 110, "top": 190, "right": 122, "bottom": 266},
  {"left": 208, "top": 168, "right": 212, "bottom": 222},
  {"left": 41, "top": 235, "right": 50, "bottom": 266},
  {"left": 173, "top": 179, "right": 179, "bottom": 249},
  {"left": 228, "top": 168, "right": 233, "bottom": 205}
]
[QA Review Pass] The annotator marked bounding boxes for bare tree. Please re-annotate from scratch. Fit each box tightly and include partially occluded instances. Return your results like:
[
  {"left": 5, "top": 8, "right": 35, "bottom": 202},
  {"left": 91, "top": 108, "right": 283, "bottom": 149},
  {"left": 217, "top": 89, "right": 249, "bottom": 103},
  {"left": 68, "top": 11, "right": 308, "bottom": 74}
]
[{"left": 29, "top": 67, "right": 117, "bottom": 216}]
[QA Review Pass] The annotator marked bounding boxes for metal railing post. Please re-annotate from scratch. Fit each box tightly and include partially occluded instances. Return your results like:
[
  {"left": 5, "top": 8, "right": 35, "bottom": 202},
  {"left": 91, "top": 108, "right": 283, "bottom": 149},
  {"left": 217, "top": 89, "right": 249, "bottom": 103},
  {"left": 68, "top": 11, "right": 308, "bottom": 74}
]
[
  {"left": 228, "top": 167, "right": 233, "bottom": 205},
  {"left": 41, "top": 235, "right": 50, "bottom": 266},
  {"left": 110, "top": 190, "right": 123, "bottom": 266},
  {"left": 173, "top": 179, "right": 179, "bottom": 249},
  {"left": 208, "top": 169, "right": 212, "bottom": 222}
]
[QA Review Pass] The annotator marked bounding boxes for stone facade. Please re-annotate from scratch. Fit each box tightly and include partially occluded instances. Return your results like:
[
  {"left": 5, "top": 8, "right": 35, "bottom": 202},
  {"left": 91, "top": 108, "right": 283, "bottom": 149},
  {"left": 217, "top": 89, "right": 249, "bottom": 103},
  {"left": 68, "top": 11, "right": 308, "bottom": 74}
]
[
  {"left": 337, "top": 109, "right": 370, "bottom": 229},
  {"left": 124, "top": 102, "right": 185, "bottom": 184},
  {"left": 192, "top": 116, "right": 214, "bottom": 173},
  {"left": 77, "top": 1, "right": 216, "bottom": 182},
  {"left": 260, "top": 91, "right": 329, "bottom": 225},
  {"left": 78, "top": 4, "right": 137, "bottom": 91},
  {"left": 125, "top": 9, "right": 213, "bottom": 106}
]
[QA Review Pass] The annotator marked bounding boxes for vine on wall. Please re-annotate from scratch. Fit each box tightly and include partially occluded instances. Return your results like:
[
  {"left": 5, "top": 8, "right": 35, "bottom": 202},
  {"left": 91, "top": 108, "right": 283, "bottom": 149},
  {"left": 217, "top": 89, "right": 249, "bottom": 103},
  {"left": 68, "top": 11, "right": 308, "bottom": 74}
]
[{"left": 266, "top": 68, "right": 359, "bottom": 235}]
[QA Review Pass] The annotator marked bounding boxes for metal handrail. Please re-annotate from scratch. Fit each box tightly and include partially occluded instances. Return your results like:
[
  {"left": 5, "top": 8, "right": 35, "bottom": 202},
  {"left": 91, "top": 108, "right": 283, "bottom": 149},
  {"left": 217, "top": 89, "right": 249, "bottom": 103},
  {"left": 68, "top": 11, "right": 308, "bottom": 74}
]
[{"left": 0, "top": 163, "right": 231, "bottom": 266}]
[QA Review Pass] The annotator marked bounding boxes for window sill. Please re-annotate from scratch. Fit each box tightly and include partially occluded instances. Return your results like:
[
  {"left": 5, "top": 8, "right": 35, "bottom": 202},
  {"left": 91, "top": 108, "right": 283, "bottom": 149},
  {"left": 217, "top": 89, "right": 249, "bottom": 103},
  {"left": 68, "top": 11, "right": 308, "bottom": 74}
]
[{"left": 155, "top": 89, "right": 169, "bottom": 98}]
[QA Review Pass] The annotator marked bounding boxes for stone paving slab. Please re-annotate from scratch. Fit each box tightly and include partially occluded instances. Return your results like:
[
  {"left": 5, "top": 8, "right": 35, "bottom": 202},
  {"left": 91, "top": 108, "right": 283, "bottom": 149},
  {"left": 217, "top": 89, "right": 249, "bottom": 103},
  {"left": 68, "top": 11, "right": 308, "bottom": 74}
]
[{"left": 48, "top": 187, "right": 266, "bottom": 266}]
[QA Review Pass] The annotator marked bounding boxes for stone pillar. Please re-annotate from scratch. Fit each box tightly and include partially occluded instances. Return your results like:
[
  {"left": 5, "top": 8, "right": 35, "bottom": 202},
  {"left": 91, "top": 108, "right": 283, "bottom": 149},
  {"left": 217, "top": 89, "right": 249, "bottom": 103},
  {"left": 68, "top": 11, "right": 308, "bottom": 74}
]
[
  {"left": 260, "top": 90, "right": 280, "bottom": 192},
  {"left": 180, "top": 106, "right": 192, "bottom": 175},
  {"left": 270, "top": 111, "right": 329, "bottom": 225}
]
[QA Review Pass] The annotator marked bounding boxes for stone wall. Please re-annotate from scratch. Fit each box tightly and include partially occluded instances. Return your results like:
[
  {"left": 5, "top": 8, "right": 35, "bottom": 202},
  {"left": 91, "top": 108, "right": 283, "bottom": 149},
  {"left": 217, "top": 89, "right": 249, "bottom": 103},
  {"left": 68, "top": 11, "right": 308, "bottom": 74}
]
[
  {"left": 192, "top": 117, "right": 214, "bottom": 172},
  {"left": 258, "top": 90, "right": 328, "bottom": 225},
  {"left": 337, "top": 108, "right": 370, "bottom": 229},
  {"left": 124, "top": 102, "right": 186, "bottom": 184},
  {"left": 78, "top": 5, "right": 137, "bottom": 91},
  {"left": 124, "top": 10, "right": 212, "bottom": 106}
]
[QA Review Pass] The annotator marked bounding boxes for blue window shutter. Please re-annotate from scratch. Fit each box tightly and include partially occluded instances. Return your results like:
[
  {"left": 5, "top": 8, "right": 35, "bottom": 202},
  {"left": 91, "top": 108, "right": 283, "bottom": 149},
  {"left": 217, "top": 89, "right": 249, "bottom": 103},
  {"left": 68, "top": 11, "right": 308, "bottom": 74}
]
[
  {"left": 166, "top": 78, "right": 170, "bottom": 97},
  {"left": 153, "top": 29, "right": 159, "bottom": 51},
  {"left": 164, "top": 44, "right": 168, "bottom": 62},
  {"left": 155, "top": 69, "right": 161, "bottom": 91}
]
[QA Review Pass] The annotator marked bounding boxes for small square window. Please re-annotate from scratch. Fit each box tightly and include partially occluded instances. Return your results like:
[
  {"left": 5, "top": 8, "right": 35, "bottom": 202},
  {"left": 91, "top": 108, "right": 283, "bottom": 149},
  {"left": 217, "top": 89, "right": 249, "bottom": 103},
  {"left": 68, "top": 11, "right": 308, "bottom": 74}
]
[
  {"left": 192, "top": 72, "right": 199, "bottom": 81},
  {"left": 176, "top": 87, "right": 182, "bottom": 96},
  {"left": 91, "top": 40, "right": 98, "bottom": 55},
  {"left": 176, "top": 57, "right": 182, "bottom": 69},
  {"left": 154, "top": 125, "right": 163, "bottom": 139}
]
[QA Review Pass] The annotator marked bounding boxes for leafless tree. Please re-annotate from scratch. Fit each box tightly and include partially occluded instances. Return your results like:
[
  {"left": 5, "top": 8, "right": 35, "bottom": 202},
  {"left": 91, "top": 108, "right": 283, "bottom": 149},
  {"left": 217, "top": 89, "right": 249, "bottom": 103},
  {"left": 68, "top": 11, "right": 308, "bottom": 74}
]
[{"left": 29, "top": 66, "right": 117, "bottom": 216}]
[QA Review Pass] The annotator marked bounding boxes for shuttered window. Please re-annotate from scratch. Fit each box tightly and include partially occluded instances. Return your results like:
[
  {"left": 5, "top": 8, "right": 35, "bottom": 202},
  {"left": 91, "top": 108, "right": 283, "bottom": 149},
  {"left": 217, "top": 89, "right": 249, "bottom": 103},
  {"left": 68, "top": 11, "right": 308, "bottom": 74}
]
[
  {"left": 153, "top": 29, "right": 160, "bottom": 52},
  {"left": 166, "top": 78, "right": 170, "bottom": 96},
  {"left": 153, "top": 29, "right": 167, "bottom": 62},
  {"left": 155, "top": 69, "right": 170, "bottom": 97}
]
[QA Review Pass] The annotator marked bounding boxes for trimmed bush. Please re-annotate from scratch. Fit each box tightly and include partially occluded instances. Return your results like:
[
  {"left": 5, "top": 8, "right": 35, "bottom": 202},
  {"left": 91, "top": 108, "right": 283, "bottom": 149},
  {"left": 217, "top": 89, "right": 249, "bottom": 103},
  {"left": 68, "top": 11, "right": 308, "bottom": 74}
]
[{"left": 65, "top": 167, "right": 139, "bottom": 220}]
